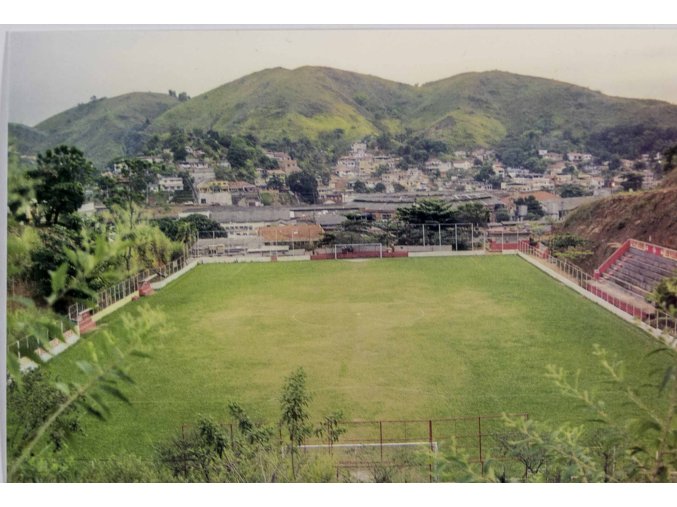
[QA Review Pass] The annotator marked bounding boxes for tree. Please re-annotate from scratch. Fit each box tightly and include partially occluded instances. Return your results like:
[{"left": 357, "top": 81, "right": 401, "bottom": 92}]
[
  {"left": 314, "top": 410, "right": 345, "bottom": 455},
  {"left": 663, "top": 144, "right": 677, "bottom": 173},
  {"left": 179, "top": 214, "right": 225, "bottom": 236},
  {"left": 108, "top": 204, "right": 183, "bottom": 274},
  {"left": 226, "top": 137, "right": 252, "bottom": 169},
  {"left": 280, "top": 367, "right": 313, "bottom": 479},
  {"left": 7, "top": 369, "right": 83, "bottom": 460},
  {"left": 514, "top": 196, "right": 545, "bottom": 219},
  {"left": 98, "top": 159, "right": 157, "bottom": 208},
  {"left": 373, "top": 182, "right": 386, "bottom": 193},
  {"left": 353, "top": 180, "right": 369, "bottom": 193},
  {"left": 156, "top": 416, "right": 227, "bottom": 482},
  {"left": 495, "top": 209, "right": 512, "bottom": 222},
  {"left": 28, "top": 146, "right": 95, "bottom": 226},
  {"left": 455, "top": 202, "right": 489, "bottom": 226},
  {"left": 396, "top": 198, "right": 456, "bottom": 224},
  {"left": 650, "top": 276, "right": 677, "bottom": 315},
  {"left": 474, "top": 164, "right": 496, "bottom": 183},
  {"left": 557, "top": 184, "right": 589, "bottom": 198},
  {"left": 287, "top": 171, "right": 319, "bottom": 204},
  {"left": 29, "top": 225, "right": 81, "bottom": 305},
  {"left": 608, "top": 156, "right": 622, "bottom": 173},
  {"left": 7, "top": 304, "right": 167, "bottom": 480},
  {"left": 178, "top": 92, "right": 190, "bottom": 102},
  {"left": 266, "top": 174, "right": 286, "bottom": 191},
  {"left": 621, "top": 173, "right": 644, "bottom": 192}
]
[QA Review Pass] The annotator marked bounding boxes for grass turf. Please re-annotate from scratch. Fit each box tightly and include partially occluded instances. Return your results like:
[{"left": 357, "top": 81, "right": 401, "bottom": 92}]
[{"left": 46, "top": 255, "right": 673, "bottom": 459}]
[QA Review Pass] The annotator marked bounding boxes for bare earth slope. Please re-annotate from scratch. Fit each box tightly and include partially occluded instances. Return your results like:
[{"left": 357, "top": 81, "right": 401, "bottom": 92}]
[{"left": 558, "top": 174, "right": 677, "bottom": 273}]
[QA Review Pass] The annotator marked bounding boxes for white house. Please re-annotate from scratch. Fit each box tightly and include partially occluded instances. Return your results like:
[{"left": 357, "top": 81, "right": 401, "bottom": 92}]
[{"left": 158, "top": 177, "right": 184, "bottom": 193}]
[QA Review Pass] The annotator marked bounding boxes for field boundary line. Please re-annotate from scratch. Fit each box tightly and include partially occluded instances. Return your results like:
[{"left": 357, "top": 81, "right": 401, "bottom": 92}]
[
  {"left": 408, "top": 250, "right": 486, "bottom": 258},
  {"left": 516, "top": 252, "right": 677, "bottom": 349},
  {"left": 150, "top": 260, "right": 199, "bottom": 290}
]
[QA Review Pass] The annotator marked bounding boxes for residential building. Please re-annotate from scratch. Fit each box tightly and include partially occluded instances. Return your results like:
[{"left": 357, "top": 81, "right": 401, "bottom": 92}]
[{"left": 158, "top": 176, "right": 184, "bottom": 193}]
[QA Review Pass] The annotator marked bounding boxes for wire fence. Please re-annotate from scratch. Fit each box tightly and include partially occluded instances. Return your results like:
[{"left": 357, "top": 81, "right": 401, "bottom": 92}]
[
  {"left": 67, "top": 248, "right": 195, "bottom": 322},
  {"left": 518, "top": 241, "right": 677, "bottom": 344},
  {"left": 175, "top": 414, "right": 530, "bottom": 482},
  {"left": 297, "top": 414, "right": 530, "bottom": 482},
  {"left": 391, "top": 222, "right": 485, "bottom": 251}
]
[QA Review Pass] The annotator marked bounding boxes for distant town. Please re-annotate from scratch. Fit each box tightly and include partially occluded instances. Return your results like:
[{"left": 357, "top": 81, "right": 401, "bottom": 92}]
[{"left": 68, "top": 139, "right": 665, "bottom": 252}]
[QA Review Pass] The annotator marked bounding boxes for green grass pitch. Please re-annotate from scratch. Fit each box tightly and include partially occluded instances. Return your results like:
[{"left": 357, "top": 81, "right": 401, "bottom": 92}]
[{"left": 46, "top": 255, "right": 673, "bottom": 459}]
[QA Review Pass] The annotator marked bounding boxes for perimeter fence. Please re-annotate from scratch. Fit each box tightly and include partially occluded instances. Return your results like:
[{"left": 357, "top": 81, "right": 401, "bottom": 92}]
[
  {"left": 67, "top": 249, "right": 194, "bottom": 322},
  {"left": 176, "top": 413, "right": 530, "bottom": 482},
  {"left": 518, "top": 242, "right": 677, "bottom": 344},
  {"left": 299, "top": 413, "right": 530, "bottom": 482}
]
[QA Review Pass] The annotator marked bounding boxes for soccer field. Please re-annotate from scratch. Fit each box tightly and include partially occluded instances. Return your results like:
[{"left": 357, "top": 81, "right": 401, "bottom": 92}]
[{"left": 47, "top": 255, "right": 672, "bottom": 459}]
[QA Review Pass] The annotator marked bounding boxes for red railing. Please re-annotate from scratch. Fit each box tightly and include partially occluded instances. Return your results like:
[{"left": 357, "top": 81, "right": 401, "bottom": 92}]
[
  {"left": 518, "top": 242, "right": 677, "bottom": 346},
  {"left": 594, "top": 239, "right": 631, "bottom": 280},
  {"left": 630, "top": 238, "right": 677, "bottom": 262}
]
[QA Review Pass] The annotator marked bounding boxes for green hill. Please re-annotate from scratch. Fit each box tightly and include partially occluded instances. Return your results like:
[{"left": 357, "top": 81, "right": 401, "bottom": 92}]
[
  {"left": 416, "top": 70, "right": 677, "bottom": 148},
  {"left": 12, "top": 67, "right": 677, "bottom": 166},
  {"left": 12, "top": 92, "right": 179, "bottom": 167},
  {"left": 150, "top": 66, "right": 417, "bottom": 142},
  {"left": 153, "top": 67, "right": 677, "bottom": 150},
  {"left": 8, "top": 122, "right": 48, "bottom": 156}
]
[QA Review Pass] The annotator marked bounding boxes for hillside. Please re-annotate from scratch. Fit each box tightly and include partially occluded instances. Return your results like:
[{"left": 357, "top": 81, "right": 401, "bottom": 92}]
[
  {"left": 11, "top": 92, "right": 179, "bottom": 167},
  {"left": 417, "top": 71, "right": 677, "bottom": 148},
  {"left": 11, "top": 67, "right": 677, "bottom": 167},
  {"left": 7, "top": 122, "right": 48, "bottom": 155},
  {"left": 150, "top": 66, "right": 417, "bottom": 142},
  {"left": 153, "top": 67, "right": 677, "bottom": 150},
  {"left": 557, "top": 174, "right": 677, "bottom": 273}
]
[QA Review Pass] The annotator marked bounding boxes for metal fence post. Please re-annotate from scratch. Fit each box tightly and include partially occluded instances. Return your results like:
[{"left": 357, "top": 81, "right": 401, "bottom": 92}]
[
  {"left": 379, "top": 421, "right": 384, "bottom": 462},
  {"left": 429, "top": 419, "right": 434, "bottom": 483},
  {"left": 478, "top": 416, "right": 483, "bottom": 475}
]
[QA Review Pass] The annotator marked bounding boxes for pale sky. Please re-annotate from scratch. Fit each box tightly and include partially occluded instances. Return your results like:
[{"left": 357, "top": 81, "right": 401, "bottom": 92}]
[{"left": 6, "top": 27, "right": 677, "bottom": 126}]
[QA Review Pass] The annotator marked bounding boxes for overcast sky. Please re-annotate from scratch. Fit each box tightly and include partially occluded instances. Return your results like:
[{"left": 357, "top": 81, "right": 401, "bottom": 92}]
[{"left": 6, "top": 27, "right": 677, "bottom": 126}]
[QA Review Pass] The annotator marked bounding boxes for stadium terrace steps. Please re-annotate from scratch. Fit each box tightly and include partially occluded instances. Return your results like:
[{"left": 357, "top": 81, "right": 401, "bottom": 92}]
[{"left": 601, "top": 247, "right": 677, "bottom": 298}]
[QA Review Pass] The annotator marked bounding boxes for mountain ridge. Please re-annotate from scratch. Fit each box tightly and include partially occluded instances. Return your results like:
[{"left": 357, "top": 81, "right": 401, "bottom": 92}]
[{"left": 10, "top": 66, "right": 677, "bottom": 168}]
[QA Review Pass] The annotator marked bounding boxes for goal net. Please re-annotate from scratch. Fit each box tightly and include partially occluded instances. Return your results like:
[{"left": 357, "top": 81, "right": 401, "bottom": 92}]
[{"left": 334, "top": 243, "right": 383, "bottom": 260}]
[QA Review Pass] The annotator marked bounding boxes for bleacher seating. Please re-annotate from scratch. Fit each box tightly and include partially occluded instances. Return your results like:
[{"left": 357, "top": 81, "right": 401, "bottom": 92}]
[{"left": 602, "top": 247, "right": 677, "bottom": 299}]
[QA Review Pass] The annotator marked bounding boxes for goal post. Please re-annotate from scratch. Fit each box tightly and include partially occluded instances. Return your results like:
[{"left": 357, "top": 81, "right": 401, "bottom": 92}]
[{"left": 334, "top": 243, "right": 383, "bottom": 260}]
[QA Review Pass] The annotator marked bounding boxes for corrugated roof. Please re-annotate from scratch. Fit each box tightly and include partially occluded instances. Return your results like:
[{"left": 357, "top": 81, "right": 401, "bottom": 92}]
[{"left": 258, "top": 224, "right": 324, "bottom": 242}]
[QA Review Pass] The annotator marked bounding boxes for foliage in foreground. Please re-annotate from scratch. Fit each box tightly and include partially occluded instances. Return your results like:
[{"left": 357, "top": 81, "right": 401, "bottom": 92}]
[
  {"left": 7, "top": 306, "right": 168, "bottom": 482},
  {"left": 437, "top": 345, "right": 677, "bottom": 483}
]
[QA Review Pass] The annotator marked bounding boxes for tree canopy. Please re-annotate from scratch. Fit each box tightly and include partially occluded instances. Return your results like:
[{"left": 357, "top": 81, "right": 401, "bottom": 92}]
[
  {"left": 287, "top": 171, "right": 319, "bottom": 204},
  {"left": 396, "top": 199, "right": 456, "bottom": 224},
  {"left": 28, "top": 146, "right": 95, "bottom": 226}
]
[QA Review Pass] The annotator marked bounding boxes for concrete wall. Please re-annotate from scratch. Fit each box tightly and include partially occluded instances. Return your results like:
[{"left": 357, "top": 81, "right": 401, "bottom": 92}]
[
  {"left": 198, "top": 191, "right": 233, "bottom": 206},
  {"left": 91, "top": 293, "right": 138, "bottom": 322},
  {"left": 409, "top": 250, "right": 485, "bottom": 258},
  {"left": 202, "top": 255, "right": 312, "bottom": 264},
  {"left": 517, "top": 252, "right": 676, "bottom": 349},
  {"left": 151, "top": 260, "right": 199, "bottom": 290}
]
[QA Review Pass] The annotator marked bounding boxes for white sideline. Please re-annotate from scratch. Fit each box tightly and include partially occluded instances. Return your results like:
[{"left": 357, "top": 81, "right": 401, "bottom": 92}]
[
  {"left": 300, "top": 441, "right": 439, "bottom": 452},
  {"left": 516, "top": 252, "right": 677, "bottom": 349}
]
